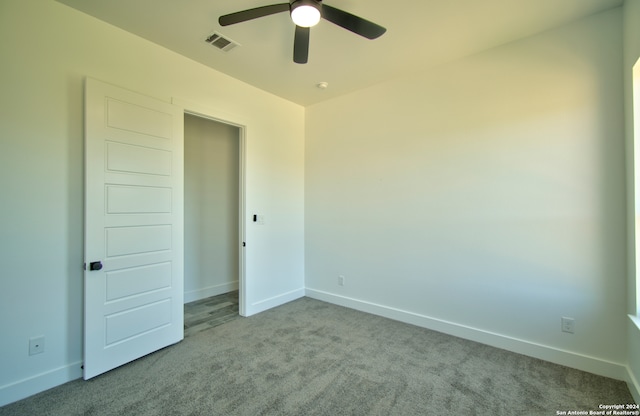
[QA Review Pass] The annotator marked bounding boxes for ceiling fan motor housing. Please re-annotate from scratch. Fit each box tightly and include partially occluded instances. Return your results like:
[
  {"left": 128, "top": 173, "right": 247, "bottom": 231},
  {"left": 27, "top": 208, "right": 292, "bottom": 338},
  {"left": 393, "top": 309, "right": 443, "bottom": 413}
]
[{"left": 290, "top": 0, "right": 322, "bottom": 27}]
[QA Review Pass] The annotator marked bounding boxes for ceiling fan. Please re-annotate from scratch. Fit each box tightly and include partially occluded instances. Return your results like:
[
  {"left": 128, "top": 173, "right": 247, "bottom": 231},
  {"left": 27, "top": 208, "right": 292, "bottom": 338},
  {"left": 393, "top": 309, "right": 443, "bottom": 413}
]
[{"left": 218, "top": 0, "right": 386, "bottom": 64}]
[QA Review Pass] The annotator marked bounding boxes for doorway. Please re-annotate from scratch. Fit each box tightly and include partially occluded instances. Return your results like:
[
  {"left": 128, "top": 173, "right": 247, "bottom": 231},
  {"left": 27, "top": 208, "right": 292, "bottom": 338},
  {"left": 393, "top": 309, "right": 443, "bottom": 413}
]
[{"left": 183, "top": 113, "right": 243, "bottom": 332}]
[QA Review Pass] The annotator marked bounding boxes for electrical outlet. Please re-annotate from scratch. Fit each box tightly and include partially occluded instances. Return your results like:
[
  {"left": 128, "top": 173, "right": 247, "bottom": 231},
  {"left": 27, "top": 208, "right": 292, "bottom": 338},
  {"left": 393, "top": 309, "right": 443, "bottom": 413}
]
[
  {"left": 561, "top": 317, "right": 575, "bottom": 334},
  {"left": 29, "top": 336, "right": 45, "bottom": 355},
  {"left": 338, "top": 275, "right": 345, "bottom": 286}
]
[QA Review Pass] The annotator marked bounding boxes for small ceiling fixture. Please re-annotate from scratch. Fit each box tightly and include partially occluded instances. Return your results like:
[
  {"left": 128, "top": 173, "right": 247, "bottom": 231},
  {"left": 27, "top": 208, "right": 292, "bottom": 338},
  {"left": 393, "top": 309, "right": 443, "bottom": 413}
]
[
  {"left": 290, "top": 0, "right": 321, "bottom": 27},
  {"left": 316, "top": 82, "right": 328, "bottom": 89}
]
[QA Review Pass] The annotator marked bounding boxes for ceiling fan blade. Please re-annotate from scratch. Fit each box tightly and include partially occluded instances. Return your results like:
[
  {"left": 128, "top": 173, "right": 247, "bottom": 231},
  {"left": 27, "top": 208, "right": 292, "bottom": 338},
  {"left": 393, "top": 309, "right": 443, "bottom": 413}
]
[
  {"left": 219, "top": 3, "right": 290, "bottom": 26},
  {"left": 321, "top": 5, "right": 386, "bottom": 39},
  {"left": 293, "top": 26, "right": 310, "bottom": 64}
]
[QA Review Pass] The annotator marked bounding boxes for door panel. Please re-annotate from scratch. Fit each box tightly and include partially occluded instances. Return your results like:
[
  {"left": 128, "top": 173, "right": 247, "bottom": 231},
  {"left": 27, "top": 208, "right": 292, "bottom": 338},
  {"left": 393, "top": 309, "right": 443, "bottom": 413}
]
[
  {"left": 106, "top": 185, "right": 172, "bottom": 214},
  {"left": 105, "top": 299, "right": 172, "bottom": 345},
  {"left": 84, "top": 78, "right": 184, "bottom": 379},
  {"left": 105, "top": 142, "right": 173, "bottom": 176},
  {"left": 105, "top": 262, "right": 172, "bottom": 301},
  {"left": 106, "top": 98, "right": 174, "bottom": 139},
  {"left": 105, "top": 225, "right": 172, "bottom": 257}
]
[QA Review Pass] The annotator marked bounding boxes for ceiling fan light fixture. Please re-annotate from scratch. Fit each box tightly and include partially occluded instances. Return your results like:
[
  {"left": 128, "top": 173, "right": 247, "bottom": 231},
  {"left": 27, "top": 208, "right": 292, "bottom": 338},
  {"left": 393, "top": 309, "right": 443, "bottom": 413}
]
[
  {"left": 290, "top": 0, "right": 321, "bottom": 27},
  {"left": 218, "top": 1, "right": 386, "bottom": 64}
]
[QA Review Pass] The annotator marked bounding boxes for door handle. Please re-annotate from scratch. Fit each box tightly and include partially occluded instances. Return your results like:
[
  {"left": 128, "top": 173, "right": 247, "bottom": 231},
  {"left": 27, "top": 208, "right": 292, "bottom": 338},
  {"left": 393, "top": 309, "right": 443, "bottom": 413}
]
[{"left": 89, "top": 261, "right": 103, "bottom": 271}]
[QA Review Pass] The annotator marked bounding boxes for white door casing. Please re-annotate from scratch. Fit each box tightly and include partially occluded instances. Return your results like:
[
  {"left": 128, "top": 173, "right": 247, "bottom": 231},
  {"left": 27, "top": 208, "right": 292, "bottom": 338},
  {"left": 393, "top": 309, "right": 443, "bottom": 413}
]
[{"left": 84, "top": 78, "right": 184, "bottom": 379}]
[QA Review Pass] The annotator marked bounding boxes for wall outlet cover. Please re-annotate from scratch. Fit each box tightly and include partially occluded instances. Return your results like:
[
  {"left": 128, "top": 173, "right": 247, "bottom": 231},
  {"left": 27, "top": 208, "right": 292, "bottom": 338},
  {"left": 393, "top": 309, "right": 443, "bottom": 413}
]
[
  {"left": 561, "top": 317, "right": 575, "bottom": 334},
  {"left": 29, "top": 336, "right": 45, "bottom": 355}
]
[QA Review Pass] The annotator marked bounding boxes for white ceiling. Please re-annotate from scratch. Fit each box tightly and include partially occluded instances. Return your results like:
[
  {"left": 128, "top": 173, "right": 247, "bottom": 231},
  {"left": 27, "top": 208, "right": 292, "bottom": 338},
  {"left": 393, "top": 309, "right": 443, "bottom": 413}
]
[{"left": 55, "top": 0, "right": 622, "bottom": 106}]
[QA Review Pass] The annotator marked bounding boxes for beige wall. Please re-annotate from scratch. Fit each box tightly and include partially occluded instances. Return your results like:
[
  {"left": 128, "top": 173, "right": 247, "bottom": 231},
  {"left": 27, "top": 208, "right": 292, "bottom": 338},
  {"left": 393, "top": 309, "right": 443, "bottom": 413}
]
[
  {"left": 0, "top": 0, "right": 304, "bottom": 405},
  {"left": 306, "top": 7, "right": 627, "bottom": 379}
]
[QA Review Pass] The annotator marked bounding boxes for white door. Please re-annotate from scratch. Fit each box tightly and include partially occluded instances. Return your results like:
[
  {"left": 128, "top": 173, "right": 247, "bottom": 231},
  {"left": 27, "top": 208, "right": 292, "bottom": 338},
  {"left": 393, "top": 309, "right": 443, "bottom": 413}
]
[{"left": 84, "top": 78, "right": 184, "bottom": 379}]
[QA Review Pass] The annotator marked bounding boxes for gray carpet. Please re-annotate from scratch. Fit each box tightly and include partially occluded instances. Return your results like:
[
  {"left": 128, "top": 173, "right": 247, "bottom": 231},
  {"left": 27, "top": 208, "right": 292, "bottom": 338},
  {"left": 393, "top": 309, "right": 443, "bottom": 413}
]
[{"left": 0, "top": 297, "right": 634, "bottom": 415}]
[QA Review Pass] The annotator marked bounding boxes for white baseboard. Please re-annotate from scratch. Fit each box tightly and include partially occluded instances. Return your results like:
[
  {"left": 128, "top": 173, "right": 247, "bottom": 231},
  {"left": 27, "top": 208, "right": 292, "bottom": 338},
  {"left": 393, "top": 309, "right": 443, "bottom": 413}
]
[
  {"left": 626, "top": 365, "right": 640, "bottom": 404},
  {"left": 245, "top": 287, "right": 305, "bottom": 316},
  {"left": 183, "top": 281, "right": 239, "bottom": 304},
  {"left": 627, "top": 315, "right": 640, "bottom": 403},
  {"left": 0, "top": 361, "right": 82, "bottom": 407},
  {"left": 305, "top": 288, "right": 628, "bottom": 382}
]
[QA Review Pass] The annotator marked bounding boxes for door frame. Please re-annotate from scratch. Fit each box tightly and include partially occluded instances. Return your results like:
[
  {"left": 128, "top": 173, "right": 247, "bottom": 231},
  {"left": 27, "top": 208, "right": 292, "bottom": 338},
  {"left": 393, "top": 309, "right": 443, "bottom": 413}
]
[{"left": 172, "top": 98, "right": 248, "bottom": 316}]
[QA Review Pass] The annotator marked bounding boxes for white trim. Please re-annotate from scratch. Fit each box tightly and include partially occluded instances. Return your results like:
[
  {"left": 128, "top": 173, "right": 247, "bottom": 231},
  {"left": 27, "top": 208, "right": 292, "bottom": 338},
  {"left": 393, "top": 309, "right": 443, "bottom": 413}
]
[
  {"left": 184, "top": 281, "right": 239, "bottom": 304},
  {"left": 305, "top": 288, "right": 628, "bottom": 381},
  {"left": 171, "top": 98, "right": 250, "bottom": 129},
  {"left": 171, "top": 97, "right": 248, "bottom": 317},
  {"left": 0, "top": 361, "right": 82, "bottom": 407},
  {"left": 245, "top": 287, "right": 305, "bottom": 316}
]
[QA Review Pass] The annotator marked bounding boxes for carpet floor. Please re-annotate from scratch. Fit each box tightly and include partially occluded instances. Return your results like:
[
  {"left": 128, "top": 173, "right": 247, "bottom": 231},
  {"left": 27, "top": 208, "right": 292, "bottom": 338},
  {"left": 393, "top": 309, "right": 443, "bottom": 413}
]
[{"left": 0, "top": 297, "right": 634, "bottom": 415}]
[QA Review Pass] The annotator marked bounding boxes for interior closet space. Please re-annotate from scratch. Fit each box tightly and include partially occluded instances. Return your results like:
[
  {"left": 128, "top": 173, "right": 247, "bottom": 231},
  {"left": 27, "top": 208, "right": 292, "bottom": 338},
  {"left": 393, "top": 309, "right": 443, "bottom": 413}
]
[{"left": 183, "top": 113, "right": 240, "bottom": 305}]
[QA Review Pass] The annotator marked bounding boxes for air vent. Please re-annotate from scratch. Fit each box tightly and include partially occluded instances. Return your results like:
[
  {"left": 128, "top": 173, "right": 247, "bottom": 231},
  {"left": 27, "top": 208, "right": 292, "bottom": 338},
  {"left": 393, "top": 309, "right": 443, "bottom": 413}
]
[{"left": 205, "top": 32, "right": 240, "bottom": 52}]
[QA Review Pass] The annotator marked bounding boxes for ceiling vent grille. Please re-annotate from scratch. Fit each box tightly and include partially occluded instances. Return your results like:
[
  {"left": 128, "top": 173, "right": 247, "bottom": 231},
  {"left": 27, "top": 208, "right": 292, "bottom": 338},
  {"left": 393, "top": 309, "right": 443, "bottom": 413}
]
[{"left": 205, "top": 32, "right": 240, "bottom": 52}]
